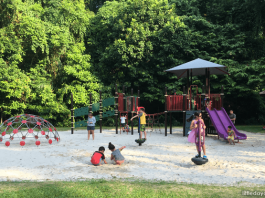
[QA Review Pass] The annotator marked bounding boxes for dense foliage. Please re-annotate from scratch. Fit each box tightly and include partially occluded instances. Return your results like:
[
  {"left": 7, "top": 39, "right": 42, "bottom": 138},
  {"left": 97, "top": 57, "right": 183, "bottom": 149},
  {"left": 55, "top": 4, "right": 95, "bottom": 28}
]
[{"left": 1, "top": 0, "right": 265, "bottom": 125}]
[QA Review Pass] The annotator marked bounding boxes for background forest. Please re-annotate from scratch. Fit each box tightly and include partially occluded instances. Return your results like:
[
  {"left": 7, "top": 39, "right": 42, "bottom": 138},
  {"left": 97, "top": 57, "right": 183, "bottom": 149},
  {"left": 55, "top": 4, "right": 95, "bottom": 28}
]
[{"left": 1, "top": 0, "right": 265, "bottom": 126}]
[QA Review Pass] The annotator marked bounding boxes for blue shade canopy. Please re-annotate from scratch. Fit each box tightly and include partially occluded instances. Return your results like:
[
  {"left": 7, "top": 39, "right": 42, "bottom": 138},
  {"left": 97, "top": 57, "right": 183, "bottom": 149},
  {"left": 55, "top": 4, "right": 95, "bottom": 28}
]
[{"left": 165, "top": 58, "right": 228, "bottom": 79}]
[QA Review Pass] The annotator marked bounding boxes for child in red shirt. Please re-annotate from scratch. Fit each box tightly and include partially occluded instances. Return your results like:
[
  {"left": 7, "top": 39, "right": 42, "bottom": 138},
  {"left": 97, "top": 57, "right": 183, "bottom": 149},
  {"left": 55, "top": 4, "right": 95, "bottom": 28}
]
[{"left": 91, "top": 146, "right": 107, "bottom": 166}]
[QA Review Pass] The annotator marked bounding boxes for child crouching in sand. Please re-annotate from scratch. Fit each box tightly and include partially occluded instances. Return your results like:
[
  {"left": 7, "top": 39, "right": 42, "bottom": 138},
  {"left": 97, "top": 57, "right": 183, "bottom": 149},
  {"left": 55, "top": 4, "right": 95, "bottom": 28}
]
[
  {"left": 227, "top": 126, "right": 236, "bottom": 145},
  {"left": 108, "top": 142, "right": 125, "bottom": 165},
  {"left": 91, "top": 146, "right": 107, "bottom": 166}
]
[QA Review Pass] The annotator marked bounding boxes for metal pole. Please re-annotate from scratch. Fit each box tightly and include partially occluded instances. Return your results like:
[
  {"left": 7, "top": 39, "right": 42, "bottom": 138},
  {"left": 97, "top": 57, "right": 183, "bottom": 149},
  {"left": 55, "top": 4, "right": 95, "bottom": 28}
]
[
  {"left": 198, "top": 120, "right": 202, "bottom": 157},
  {"left": 182, "top": 86, "right": 186, "bottom": 136},
  {"left": 71, "top": 93, "right": 74, "bottom": 134},
  {"left": 115, "top": 84, "right": 118, "bottom": 134},
  {"left": 131, "top": 88, "right": 134, "bottom": 135},
  {"left": 100, "top": 90, "right": 102, "bottom": 133},
  {"left": 165, "top": 87, "right": 168, "bottom": 136},
  {"left": 138, "top": 90, "right": 140, "bottom": 134}
]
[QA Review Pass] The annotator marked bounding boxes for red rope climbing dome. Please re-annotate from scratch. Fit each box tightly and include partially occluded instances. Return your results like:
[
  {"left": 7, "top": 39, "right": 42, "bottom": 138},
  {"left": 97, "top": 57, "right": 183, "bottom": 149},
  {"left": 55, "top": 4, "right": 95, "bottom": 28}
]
[{"left": 0, "top": 114, "right": 60, "bottom": 147}]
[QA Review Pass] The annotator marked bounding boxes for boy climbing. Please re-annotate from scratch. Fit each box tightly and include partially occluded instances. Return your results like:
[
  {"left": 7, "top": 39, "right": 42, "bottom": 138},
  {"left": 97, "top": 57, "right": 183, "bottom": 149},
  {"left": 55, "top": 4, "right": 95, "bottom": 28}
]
[{"left": 131, "top": 108, "right": 147, "bottom": 140}]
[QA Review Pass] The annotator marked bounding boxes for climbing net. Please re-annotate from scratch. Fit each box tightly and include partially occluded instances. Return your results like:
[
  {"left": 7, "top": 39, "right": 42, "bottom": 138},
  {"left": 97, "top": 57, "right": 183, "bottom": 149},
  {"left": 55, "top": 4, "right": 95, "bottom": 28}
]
[
  {"left": 0, "top": 114, "right": 60, "bottom": 147},
  {"left": 146, "top": 112, "right": 166, "bottom": 135}
]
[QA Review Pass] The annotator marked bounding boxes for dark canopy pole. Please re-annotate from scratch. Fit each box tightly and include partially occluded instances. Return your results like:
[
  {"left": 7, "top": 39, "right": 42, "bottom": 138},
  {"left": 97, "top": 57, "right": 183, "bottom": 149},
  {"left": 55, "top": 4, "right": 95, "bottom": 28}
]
[
  {"left": 165, "top": 87, "right": 168, "bottom": 136},
  {"left": 221, "top": 85, "right": 224, "bottom": 108},
  {"left": 170, "top": 110, "right": 172, "bottom": 135},
  {"left": 123, "top": 85, "right": 126, "bottom": 111},
  {"left": 138, "top": 90, "right": 140, "bottom": 134},
  {"left": 202, "top": 85, "right": 205, "bottom": 112},
  {"left": 89, "top": 93, "right": 92, "bottom": 114},
  {"left": 208, "top": 68, "right": 211, "bottom": 96},
  {"left": 182, "top": 86, "right": 186, "bottom": 136},
  {"left": 115, "top": 84, "right": 118, "bottom": 134},
  {"left": 131, "top": 88, "right": 134, "bottom": 135},
  {"left": 99, "top": 90, "right": 102, "bottom": 133},
  {"left": 187, "top": 69, "right": 190, "bottom": 93},
  {"left": 71, "top": 93, "right": 74, "bottom": 134},
  {"left": 205, "top": 68, "right": 208, "bottom": 96},
  {"left": 190, "top": 69, "right": 193, "bottom": 85}
]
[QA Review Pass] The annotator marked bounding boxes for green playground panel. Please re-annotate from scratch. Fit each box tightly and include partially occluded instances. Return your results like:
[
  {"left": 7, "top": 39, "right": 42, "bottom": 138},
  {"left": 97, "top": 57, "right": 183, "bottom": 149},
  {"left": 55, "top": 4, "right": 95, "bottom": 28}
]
[
  {"left": 103, "top": 110, "right": 115, "bottom": 118},
  {"left": 74, "top": 107, "right": 88, "bottom": 117},
  {"left": 75, "top": 120, "right": 87, "bottom": 128},
  {"left": 103, "top": 98, "right": 115, "bottom": 107},
  {"left": 92, "top": 103, "right": 100, "bottom": 112},
  {"left": 75, "top": 116, "right": 100, "bottom": 128}
]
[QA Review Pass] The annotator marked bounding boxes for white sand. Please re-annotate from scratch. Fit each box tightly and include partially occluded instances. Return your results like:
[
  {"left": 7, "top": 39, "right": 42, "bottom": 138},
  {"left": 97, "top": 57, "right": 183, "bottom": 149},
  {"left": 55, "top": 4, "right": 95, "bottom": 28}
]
[{"left": 0, "top": 129, "right": 265, "bottom": 186}]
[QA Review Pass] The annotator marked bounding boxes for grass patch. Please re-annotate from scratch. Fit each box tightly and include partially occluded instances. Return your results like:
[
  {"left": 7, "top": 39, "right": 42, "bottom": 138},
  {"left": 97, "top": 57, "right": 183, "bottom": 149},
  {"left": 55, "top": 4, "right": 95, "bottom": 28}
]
[
  {"left": 0, "top": 180, "right": 264, "bottom": 198},
  {"left": 236, "top": 125, "right": 265, "bottom": 134}
]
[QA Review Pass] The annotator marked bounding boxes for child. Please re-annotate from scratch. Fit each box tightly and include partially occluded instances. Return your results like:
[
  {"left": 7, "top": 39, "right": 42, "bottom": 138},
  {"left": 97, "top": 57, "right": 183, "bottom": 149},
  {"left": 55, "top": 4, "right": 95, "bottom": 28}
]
[
  {"left": 227, "top": 126, "right": 235, "bottom": 145},
  {"left": 91, "top": 146, "right": 107, "bottom": 166},
  {"left": 131, "top": 108, "right": 147, "bottom": 140},
  {"left": 120, "top": 114, "right": 126, "bottom": 132},
  {"left": 87, "top": 113, "right": 96, "bottom": 140},
  {"left": 108, "top": 142, "right": 125, "bottom": 165},
  {"left": 124, "top": 124, "right": 130, "bottom": 134},
  {"left": 187, "top": 112, "right": 207, "bottom": 159}
]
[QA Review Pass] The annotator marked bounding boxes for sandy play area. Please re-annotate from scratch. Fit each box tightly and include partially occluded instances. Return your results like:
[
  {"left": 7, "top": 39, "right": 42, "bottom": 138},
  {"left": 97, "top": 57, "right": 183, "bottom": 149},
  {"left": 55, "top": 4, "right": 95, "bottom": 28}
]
[{"left": 0, "top": 128, "right": 264, "bottom": 186}]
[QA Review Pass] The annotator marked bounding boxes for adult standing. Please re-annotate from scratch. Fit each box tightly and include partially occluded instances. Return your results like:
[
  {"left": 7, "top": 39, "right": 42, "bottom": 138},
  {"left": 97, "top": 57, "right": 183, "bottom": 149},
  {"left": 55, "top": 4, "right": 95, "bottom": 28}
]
[
  {"left": 87, "top": 113, "right": 96, "bottom": 140},
  {"left": 229, "top": 110, "right": 236, "bottom": 124}
]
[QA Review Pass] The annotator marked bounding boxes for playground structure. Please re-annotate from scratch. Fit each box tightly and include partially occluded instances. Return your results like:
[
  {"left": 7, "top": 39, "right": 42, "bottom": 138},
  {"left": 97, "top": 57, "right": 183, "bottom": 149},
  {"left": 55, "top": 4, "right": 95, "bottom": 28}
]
[
  {"left": 0, "top": 114, "right": 60, "bottom": 147},
  {"left": 72, "top": 59, "right": 247, "bottom": 140},
  {"left": 71, "top": 85, "right": 140, "bottom": 135},
  {"left": 164, "top": 58, "right": 246, "bottom": 139},
  {"left": 164, "top": 84, "right": 224, "bottom": 137}
]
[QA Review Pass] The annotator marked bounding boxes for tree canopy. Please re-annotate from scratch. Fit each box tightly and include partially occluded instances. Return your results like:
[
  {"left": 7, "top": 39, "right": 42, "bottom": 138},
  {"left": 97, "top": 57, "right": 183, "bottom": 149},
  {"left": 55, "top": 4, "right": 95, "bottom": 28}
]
[{"left": 1, "top": 0, "right": 265, "bottom": 125}]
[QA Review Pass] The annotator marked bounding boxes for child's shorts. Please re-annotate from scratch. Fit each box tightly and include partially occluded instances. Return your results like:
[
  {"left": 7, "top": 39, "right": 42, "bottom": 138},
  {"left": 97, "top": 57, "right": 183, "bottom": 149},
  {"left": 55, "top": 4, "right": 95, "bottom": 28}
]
[
  {"left": 140, "top": 124, "right": 146, "bottom": 132},
  {"left": 228, "top": 135, "right": 234, "bottom": 140},
  {"left": 87, "top": 126, "right": 95, "bottom": 131},
  {"left": 92, "top": 158, "right": 102, "bottom": 166},
  {"left": 121, "top": 123, "right": 125, "bottom": 127}
]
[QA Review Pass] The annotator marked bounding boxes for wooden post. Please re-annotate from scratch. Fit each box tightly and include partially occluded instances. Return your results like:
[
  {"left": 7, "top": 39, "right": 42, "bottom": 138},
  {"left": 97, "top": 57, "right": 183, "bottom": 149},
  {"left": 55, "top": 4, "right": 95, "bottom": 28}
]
[
  {"left": 182, "top": 86, "right": 186, "bottom": 136},
  {"left": 115, "top": 84, "right": 118, "bottom": 134},
  {"left": 138, "top": 90, "right": 140, "bottom": 134},
  {"left": 221, "top": 85, "right": 224, "bottom": 108},
  {"left": 131, "top": 88, "right": 134, "bottom": 135},
  {"left": 71, "top": 93, "right": 74, "bottom": 134},
  {"left": 100, "top": 90, "right": 102, "bottom": 133},
  {"left": 165, "top": 87, "right": 168, "bottom": 136}
]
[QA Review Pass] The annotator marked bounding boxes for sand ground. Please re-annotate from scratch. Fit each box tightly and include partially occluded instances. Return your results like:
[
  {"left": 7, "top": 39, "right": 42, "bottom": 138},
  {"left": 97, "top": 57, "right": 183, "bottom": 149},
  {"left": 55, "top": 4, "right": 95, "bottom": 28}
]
[{"left": 0, "top": 128, "right": 264, "bottom": 186}]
